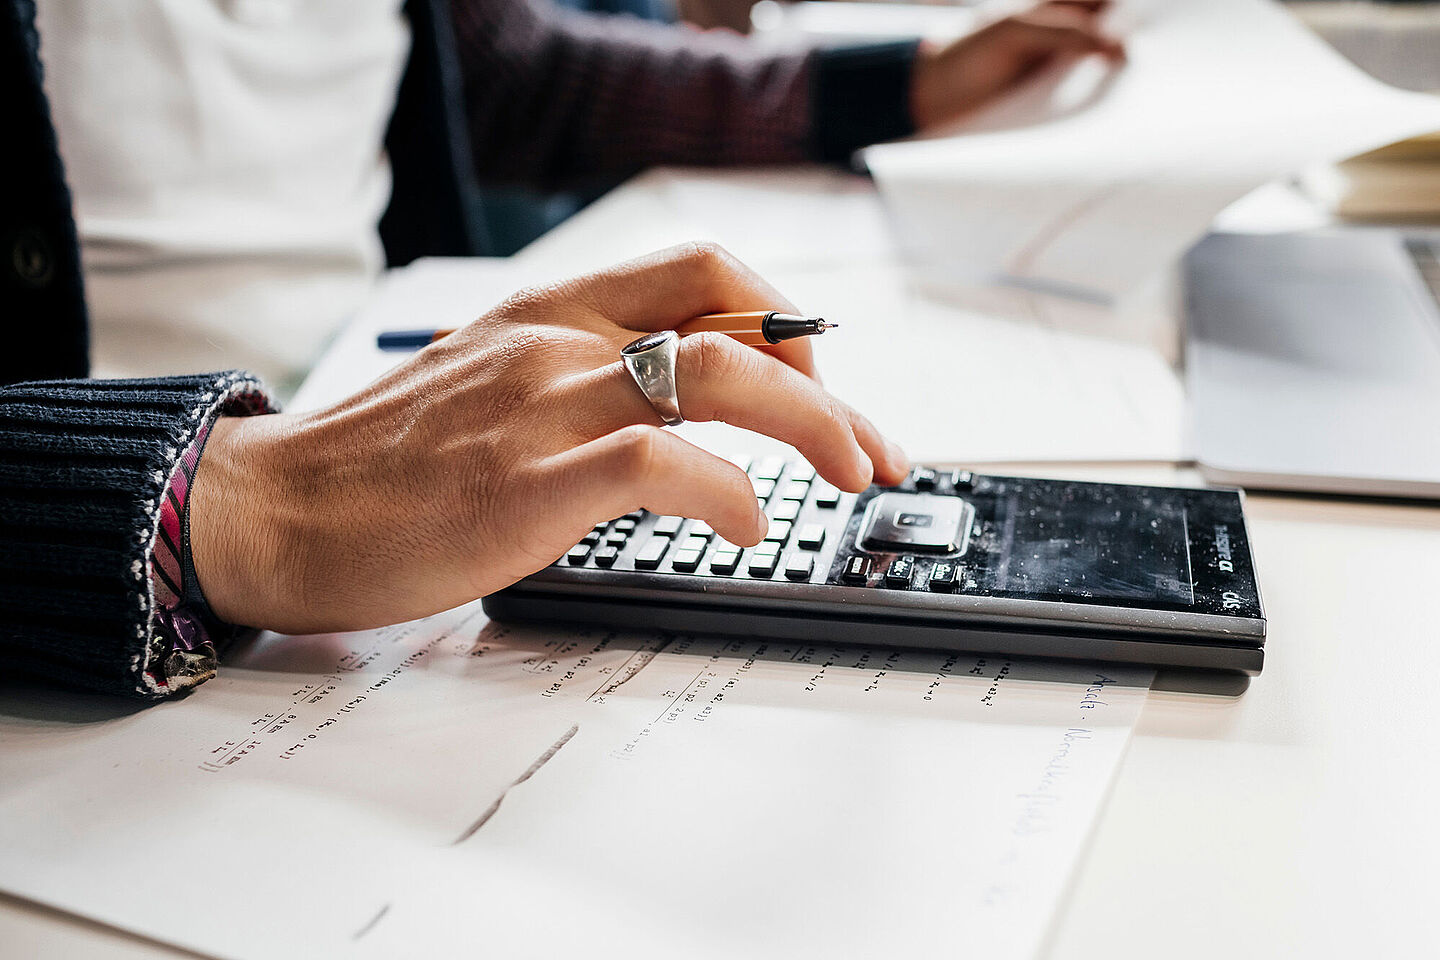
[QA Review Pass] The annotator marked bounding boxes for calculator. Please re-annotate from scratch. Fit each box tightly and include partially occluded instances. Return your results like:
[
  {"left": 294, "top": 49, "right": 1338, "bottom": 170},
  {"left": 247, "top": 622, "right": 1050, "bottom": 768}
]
[{"left": 483, "top": 459, "right": 1267, "bottom": 674}]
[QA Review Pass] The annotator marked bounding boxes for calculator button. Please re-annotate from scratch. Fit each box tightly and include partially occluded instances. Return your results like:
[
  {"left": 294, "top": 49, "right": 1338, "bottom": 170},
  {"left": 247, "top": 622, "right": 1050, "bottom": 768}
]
[
  {"left": 789, "top": 461, "right": 817, "bottom": 483},
  {"left": 796, "top": 523, "right": 826, "bottom": 550},
  {"left": 611, "top": 518, "right": 637, "bottom": 534},
  {"left": 753, "top": 456, "right": 786, "bottom": 481},
  {"left": 928, "top": 560, "right": 959, "bottom": 592},
  {"left": 770, "top": 499, "right": 800, "bottom": 522},
  {"left": 950, "top": 470, "right": 974, "bottom": 491},
  {"left": 726, "top": 454, "right": 753, "bottom": 473},
  {"left": 652, "top": 515, "right": 685, "bottom": 537},
  {"left": 580, "top": 531, "right": 601, "bottom": 546},
  {"left": 763, "top": 519, "right": 792, "bottom": 544},
  {"left": 635, "top": 539, "right": 670, "bottom": 569},
  {"left": 566, "top": 544, "right": 592, "bottom": 565},
  {"left": 784, "top": 553, "right": 814, "bottom": 581},
  {"left": 841, "top": 555, "right": 873, "bottom": 583},
  {"left": 671, "top": 549, "right": 703, "bottom": 573},
  {"left": 679, "top": 536, "right": 709, "bottom": 554},
  {"left": 912, "top": 467, "right": 938, "bottom": 490},
  {"left": 708, "top": 549, "right": 741, "bottom": 574},
  {"left": 779, "top": 480, "right": 810, "bottom": 501},
  {"left": 606, "top": 533, "right": 629, "bottom": 548},
  {"left": 748, "top": 548, "right": 780, "bottom": 578},
  {"left": 885, "top": 556, "right": 916, "bottom": 588},
  {"left": 593, "top": 545, "right": 620, "bottom": 568},
  {"left": 812, "top": 482, "right": 841, "bottom": 508},
  {"left": 689, "top": 520, "right": 715, "bottom": 539},
  {"left": 751, "top": 477, "right": 776, "bottom": 500},
  {"left": 860, "top": 492, "right": 969, "bottom": 554}
]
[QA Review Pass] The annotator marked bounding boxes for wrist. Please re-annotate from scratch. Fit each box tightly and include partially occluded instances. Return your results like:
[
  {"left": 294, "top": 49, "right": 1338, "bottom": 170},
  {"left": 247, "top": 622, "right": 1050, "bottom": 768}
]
[
  {"left": 187, "top": 414, "right": 295, "bottom": 629},
  {"left": 908, "top": 40, "right": 952, "bottom": 131}
]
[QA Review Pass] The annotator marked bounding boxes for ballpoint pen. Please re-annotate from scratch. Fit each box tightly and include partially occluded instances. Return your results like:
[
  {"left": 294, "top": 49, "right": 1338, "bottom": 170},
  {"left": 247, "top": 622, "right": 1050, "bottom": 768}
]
[{"left": 376, "top": 311, "right": 838, "bottom": 351}]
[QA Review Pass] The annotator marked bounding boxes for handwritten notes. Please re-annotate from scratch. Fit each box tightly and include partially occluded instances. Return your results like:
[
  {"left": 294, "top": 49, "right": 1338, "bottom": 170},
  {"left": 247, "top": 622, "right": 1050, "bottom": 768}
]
[
  {"left": 353, "top": 625, "right": 1152, "bottom": 960},
  {"left": 0, "top": 608, "right": 1151, "bottom": 960}
]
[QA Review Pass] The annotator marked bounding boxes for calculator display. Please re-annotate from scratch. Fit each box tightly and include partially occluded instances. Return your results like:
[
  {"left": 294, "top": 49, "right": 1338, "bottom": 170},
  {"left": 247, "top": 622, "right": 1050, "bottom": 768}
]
[
  {"left": 944, "top": 476, "right": 1259, "bottom": 618},
  {"left": 985, "top": 485, "right": 1194, "bottom": 604}
]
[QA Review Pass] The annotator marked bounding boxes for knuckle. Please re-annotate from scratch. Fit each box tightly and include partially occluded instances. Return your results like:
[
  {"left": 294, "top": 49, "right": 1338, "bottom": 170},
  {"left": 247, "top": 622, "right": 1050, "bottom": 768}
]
[{"left": 612, "top": 424, "right": 664, "bottom": 483}]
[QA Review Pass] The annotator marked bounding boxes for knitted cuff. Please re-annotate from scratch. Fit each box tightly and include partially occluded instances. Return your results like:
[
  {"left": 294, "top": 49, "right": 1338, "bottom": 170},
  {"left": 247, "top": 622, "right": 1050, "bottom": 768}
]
[{"left": 0, "top": 372, "right": 274, "bottom": 699}]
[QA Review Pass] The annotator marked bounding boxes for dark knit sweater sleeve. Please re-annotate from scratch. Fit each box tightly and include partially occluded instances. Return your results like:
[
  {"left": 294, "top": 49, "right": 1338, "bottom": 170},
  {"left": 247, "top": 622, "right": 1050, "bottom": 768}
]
[{"left": 0, "top": 372, "right": 274, "bottom": 699}]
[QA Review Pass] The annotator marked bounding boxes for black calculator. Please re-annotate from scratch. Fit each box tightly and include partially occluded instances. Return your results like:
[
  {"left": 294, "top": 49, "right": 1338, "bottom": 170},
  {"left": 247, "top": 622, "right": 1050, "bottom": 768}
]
[{"left": 483, "top": 458, "right": 1267, "bottom": 674}]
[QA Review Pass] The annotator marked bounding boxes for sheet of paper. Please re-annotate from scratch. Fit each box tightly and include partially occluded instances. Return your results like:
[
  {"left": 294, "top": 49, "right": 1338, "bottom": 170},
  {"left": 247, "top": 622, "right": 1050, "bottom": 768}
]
[
  {"left": 863, "top": 0, "right": 1440, "bottom": 305},
  {"left": 0, "top": 606, "right": 580, "bottom": 959},
  {"left": 347, "top": 625, "right": 1154, "bottom": 960}
]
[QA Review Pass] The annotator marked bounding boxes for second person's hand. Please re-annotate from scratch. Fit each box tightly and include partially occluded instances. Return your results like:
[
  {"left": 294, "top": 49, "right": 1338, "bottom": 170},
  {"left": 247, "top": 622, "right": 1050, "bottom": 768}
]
[
  {"left": 910, "top": 0, "right": 1125, "bottom": 130},
  {"left": 188, "top": 242, "right": 910, "bottom": 635}
]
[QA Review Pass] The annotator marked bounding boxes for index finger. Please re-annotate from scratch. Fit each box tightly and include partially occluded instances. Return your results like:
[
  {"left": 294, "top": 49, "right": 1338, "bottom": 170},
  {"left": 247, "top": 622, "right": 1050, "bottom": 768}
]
[{"left": 568, "top": 242, "right": 820, "bottom": 380}]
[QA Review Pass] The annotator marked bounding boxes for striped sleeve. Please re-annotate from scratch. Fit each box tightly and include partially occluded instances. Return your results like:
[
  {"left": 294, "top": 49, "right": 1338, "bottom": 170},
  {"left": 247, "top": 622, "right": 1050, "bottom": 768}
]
[
  {"left": 0, "top": 372, "right": 274, "bottom": 699},
  {"left": 449, "top": 0, "right": 813, "bottom": 187}
]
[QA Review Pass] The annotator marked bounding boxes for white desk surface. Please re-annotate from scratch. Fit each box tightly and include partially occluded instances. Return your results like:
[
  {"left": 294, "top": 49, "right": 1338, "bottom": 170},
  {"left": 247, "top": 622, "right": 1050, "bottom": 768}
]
[{"left": 5, "top": 169, "right": 1440, "bottom": 958}]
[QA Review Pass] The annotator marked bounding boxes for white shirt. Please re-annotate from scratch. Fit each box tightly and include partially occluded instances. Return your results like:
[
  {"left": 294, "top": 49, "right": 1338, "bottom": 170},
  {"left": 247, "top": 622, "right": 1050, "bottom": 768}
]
[{"left": 36, "top": 0, "right": 410, "bottom": 394}]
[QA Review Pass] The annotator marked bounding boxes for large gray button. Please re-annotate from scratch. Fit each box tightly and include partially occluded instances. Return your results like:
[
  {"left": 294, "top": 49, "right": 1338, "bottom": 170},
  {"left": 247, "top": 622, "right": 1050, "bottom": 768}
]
[{"left": 859, "top": 492, "right": 972, "bottom": 554}]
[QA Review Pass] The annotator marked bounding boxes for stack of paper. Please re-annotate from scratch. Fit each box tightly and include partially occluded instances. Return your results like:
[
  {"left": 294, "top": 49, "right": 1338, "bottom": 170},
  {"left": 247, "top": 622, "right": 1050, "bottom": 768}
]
[{"left": 863, "top": 0, "right": 1440, "bottom": 305}]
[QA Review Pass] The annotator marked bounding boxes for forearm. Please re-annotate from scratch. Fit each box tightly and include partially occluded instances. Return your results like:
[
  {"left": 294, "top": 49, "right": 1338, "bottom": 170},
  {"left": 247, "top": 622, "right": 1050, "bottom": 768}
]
[
  {"left": 447, "top": 0, "right": 917, "bottom": 188},
  {"left": 0, "top": 373, "right": 273, "bottom": 699}
]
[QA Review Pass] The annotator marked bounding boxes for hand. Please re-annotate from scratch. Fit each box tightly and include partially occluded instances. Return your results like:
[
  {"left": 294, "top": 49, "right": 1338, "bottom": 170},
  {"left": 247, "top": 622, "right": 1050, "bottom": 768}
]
[
  {"left": 189, "top": 243, "right": 910, "bottom": 635},
  {"left": 909, "top": 0, "right": 1124, "bottom": 130}
]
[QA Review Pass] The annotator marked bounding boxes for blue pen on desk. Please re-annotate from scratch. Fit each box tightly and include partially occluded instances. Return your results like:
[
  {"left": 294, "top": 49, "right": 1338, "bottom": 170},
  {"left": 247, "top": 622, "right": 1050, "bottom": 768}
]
[
  {"left": 377, "top": 329, "right": 447, "bottom": 351},
  {"left": 377, "top": 312, "right": 836, "bottom": 352}
]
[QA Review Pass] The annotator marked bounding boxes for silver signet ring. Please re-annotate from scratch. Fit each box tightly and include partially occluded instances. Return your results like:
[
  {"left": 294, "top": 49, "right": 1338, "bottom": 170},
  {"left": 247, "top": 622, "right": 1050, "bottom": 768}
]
[{"left": 621, "top": 330, "right": 685, "bottom": 426}]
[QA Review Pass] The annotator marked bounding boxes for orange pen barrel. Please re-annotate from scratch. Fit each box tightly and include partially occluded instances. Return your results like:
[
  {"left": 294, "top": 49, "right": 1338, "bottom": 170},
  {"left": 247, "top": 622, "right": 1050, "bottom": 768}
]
[{"left": 675, "top": 311, "right": 834, "bottom": 345}]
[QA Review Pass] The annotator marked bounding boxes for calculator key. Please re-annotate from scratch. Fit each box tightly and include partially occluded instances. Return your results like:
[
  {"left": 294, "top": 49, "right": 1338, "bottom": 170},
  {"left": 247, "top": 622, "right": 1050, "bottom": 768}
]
[
  {"left": 789, "top": 461, "right": 817, "bottom": 483},
  {"left": 748, "top": 549, "right": 780, "bottom": 578},
  {"left": 679, "top": 536, "right": 709, "bottom": 554},
  {"left": 913, "top": 467, "right": 938, "bottom": 490},
  {"left": 812, "top": 482, "right": 841, "bottom": 508},
  {"left": 753, "top": 456, "right": 786, "bottom": 481},
  {"left": 581, "top": 531, "right": 601, "bottom": 546},
  {"left": 928, "top": 560, "right": 959, "bottom": 592},
  {"left": 708, "top": 549, "right": 741, "bottom": 574},
  {"left": 752, "top": 477, "right": 776, "bottom": 500},
  {"left": 671, "top": 549, "right": 703, "bottom": 572},
  {"left": 770, "top": 499, "right": 800, "bottom": 522},
  {"left": 841, "top": 555, "right": 873, "bottom": 583},
  {"left": 796, "top": 523, "right": 826, "bottom": 550},
  {"left": 763, "top": 519, "right": 792, "bottom": 544},
  {"left": 688, "top": 520, "right": 715, "bottom": 539},
  {"left": 606, "top": 533, "right": 629, "bottom": 548},
  {"left": 885, "top": 556, "right": 916, "bottom": 588},
  {"left": 652, "top": 515, "right": 685, "bottom": 537},
  {"left": 950, "top": 470, "right": 974, "bottom": 491},
  {"left": 779, "top": 480, "right": 811, "bottom": 501},
  {"left": 593, "top": 545, "right": 620, "bottom": 568},
  {"left": 726, "top": 454, "right": 753, "bottom": 473},
  {"left": 784, "top": 553, "right": 815, "bottom": 581},
  {"left": 566, "top": 544, "right": 592, "bottom": 565},
  {"left": 611, "top": 518, "right": 637, "bottom": 534},
  {"left": 635, "top": 538, "right": 670, "bottom": 569}
]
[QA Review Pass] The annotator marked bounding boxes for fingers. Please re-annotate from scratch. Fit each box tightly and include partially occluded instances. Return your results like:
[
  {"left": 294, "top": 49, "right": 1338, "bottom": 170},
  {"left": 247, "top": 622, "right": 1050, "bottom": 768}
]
[
  {"left": 547, "top": 426, "right": 769, "bottom": 546},
  {"left": 562, "top": 332, "right": 906, "bottom": 492},
  {"left": 1017, "top": 4, "right": 1124, "bottom": 60},
  {"left": 565, "top": 241, "right": 802, "bottom": 335}
]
